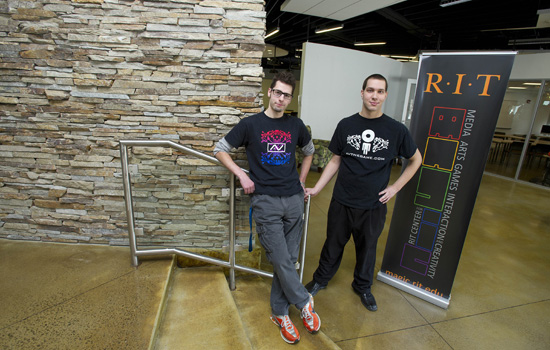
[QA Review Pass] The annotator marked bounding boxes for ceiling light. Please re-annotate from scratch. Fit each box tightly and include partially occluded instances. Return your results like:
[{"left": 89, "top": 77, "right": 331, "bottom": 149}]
[
  {"left": 262, "top": 44, "right": 288, "bottom": 58},
  {"left": 440, "top": 0, "right": 472, "bottom": 7},
  {"left": 508, "top": 38, "right": 550, "bottom": 45},
  {"left": 390, "top": 55, "right": 414, "bottom": 59},
  {"left": 315, "top": 24, "right": 344, "bottom": 34},
  {"left": 354, "top": 42, "right": 386, "bottom": 46},
  {"left": 509, "top": 87, "right": 527, "bottom": 90},
  {"left": 265, "top": 27, "right": 280, "bottom": 39},
  {"left": 523, "top": 83, "right": 542, "bottom": 86}
]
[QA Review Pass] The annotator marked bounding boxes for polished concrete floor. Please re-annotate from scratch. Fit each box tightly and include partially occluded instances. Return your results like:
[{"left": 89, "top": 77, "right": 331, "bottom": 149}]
[
  {"left": 0, "top": 242, "right": 174, "bottom": 350},
  {"left": 300, "top": 170, "right": 550, "bottom": 349},
  {"left": 1, "top": 168, "right": 549, "bottom": 349}
]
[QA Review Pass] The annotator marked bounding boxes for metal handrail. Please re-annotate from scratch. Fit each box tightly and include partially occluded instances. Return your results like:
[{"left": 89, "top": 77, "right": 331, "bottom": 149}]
[{"left": 119, "top": 140, "right": 310, "bottom": 289}]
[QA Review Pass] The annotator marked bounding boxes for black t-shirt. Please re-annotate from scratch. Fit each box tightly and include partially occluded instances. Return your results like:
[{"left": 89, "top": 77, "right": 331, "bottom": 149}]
[
  {"left": 225, "top": 112, "right": 312, "bottom": 196},
  {"left": 330, "top": 113, "right": 417, "bottom": 209}
]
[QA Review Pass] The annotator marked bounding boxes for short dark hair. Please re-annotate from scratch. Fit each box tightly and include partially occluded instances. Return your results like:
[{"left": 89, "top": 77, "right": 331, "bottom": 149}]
[
  {"left": 362, "top": 74, "right": 388, "bottom": 91},
  {"left": 271, "top": 70, "right": 296, "bottom": 94}
]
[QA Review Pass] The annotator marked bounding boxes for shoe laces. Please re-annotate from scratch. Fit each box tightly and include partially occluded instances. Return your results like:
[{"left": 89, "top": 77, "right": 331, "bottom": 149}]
[
  {"left": 301, "top": 301, "right": 314, "bottom": 322},
  {"left": 280, "top": 315, "right": 297, "bottom": 336}
]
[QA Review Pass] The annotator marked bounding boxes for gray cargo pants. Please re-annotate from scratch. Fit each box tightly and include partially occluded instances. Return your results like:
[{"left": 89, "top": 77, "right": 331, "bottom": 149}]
[{"left": 251, "top": 192, "right": 310, "bottom": 315}]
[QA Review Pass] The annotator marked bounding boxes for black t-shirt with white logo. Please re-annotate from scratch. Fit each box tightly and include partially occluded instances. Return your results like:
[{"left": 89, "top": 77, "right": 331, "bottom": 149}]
[
  {"left": 329, "top": 113, "right": 417, "bottom": 209},
  {"left": 225, "top": 112, "right": 311, "bottom": 196}
]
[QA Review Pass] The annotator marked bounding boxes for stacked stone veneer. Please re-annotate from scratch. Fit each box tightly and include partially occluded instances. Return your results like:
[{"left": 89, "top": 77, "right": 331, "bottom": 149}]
[{"left": 0, "top": 0, "right": 265, "bottom": 248}]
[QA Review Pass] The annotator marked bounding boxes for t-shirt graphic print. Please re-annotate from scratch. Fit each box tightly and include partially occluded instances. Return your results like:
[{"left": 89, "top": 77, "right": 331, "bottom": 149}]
[
  {"left": 261, "top": 130, "right": 291, "bottom": 165},
  {"left": 347, "top": 129, "right": 389, "bottom": 156}
]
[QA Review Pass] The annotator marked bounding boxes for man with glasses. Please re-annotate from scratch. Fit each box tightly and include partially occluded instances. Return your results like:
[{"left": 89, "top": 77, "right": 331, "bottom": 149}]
[
  {"left": 304, "top": 74, "right": 422, "bottom": 312},
  {"left": 214, "top": 70, "right": 320, "bottom": 344}
]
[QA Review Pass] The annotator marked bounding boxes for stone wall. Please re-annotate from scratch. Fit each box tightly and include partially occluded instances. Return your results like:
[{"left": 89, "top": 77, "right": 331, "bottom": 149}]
[{"left": 0, "top": 0, "right": 265, "bottom": 248}]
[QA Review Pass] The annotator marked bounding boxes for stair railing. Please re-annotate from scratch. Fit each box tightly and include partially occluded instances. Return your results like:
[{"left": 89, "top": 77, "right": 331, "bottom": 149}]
[{"left": 119, "top": 140, "right": 311, "bottom": 290}]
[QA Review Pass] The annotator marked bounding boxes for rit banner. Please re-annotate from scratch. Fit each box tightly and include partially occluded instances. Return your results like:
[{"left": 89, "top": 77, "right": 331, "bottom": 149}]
[{"left": 377, "top": 52, "right": 516, "bottom": 309}]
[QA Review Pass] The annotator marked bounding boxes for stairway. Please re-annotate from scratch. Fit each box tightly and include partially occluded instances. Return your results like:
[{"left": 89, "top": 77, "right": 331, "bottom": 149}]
[{"left": 152, "top": 264, "right": 341, "bottom": 349}]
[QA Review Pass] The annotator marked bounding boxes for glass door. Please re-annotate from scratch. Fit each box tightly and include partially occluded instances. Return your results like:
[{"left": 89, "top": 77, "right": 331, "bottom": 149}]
[
  {"left": 518, "top": 81, "right": 550, "bottom": 186},
  {"left": 485, "top": 80, "right": 546, "bottom": 182}
]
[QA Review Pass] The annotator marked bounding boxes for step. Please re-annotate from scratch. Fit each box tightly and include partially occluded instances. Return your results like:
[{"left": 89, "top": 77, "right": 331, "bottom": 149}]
[
  {"left": 153, "top": 266, "right": 252, "bottom": 350},
  {"left": 231, "top": 275, "right": 342, "bottom": 350}
]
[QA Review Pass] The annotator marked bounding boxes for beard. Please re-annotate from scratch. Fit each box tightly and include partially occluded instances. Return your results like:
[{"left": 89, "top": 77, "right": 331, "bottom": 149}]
[{"left": 270, "top": 101, "right": 286, "bottom": 113}]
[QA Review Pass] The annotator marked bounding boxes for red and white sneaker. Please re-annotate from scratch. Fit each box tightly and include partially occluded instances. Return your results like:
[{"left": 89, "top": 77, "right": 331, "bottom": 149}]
[
  {"left": 300, "top": 294, "right": 321, "bottom": 334},
  {"left": 270, "top": 314, "right": 300, "bottom": 344}
]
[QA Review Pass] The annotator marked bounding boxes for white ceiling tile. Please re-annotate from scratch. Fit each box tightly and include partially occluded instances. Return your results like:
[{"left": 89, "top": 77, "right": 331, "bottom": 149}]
[
  {"left": 280, "top": 0, "right": 321, "bottom": 14},
  {"left": 281, "top": 0, "right": 407, "bottom": 21}
]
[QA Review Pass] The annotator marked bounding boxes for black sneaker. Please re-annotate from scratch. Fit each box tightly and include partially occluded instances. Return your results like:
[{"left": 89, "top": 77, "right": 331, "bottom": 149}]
[
  {"left": 305, "top": 280, "right": 327, "bottom": 297},
  {"left": 352, "top": 286, "right": 377, "bottom": 312}
]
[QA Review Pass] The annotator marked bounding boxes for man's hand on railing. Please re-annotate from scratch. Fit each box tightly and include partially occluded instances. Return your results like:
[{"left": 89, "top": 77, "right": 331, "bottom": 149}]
[
  {"left": 304, "top": 187, "right": 321, "bottom": 198},
  {"left": 238, "top": 174, "right": 255, "bottom": 194}
]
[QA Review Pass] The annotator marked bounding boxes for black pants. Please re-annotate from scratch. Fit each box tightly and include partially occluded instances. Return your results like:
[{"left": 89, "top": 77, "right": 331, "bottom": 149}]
[{"left": 313, "top": 198, "right": 387, "bottom": 293}]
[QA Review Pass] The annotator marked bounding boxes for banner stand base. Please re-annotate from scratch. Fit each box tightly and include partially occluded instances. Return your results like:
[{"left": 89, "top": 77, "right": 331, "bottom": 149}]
[{"left": 377, "top": 272, "right": 450, "bottom": 309}]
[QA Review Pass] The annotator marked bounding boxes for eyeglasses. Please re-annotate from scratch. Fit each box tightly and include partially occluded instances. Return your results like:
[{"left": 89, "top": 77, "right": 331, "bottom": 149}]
[{"left": 271, "top": 89, "right": 293, "bottom": 100}]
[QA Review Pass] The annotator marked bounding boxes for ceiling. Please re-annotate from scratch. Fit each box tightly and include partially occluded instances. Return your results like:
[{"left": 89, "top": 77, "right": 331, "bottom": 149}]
[{"left": 263, "top": 0, "right": 550, "bottom": 70}]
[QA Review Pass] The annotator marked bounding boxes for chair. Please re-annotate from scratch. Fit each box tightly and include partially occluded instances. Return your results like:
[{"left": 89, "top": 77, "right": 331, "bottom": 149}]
[
  {"left": 527, "top": 137, "right": 550, "bottom": 168},
  {"left": 297, "top": 125, "right": 332, "bottom": 172}
]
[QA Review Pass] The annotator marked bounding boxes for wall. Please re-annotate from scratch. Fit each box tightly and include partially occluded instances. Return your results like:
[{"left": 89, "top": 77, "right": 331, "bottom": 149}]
[
  {"left": 496, "top": 89, "right": 540, "bottom": 135},
  {"left": 495, "top": 52, "right": 550, "bottom": 136},
  {"left": 0, "top": 0, "right": 265, "bottom": 247},
  {"left": 510, "top": 52, "right": 550, "bottom": 80},
  {"left": 299, "top": 42, "right": 412, "bottom": 141},
  {"left": 299, "top": 46, "right": 550, "bottom": 142}
]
